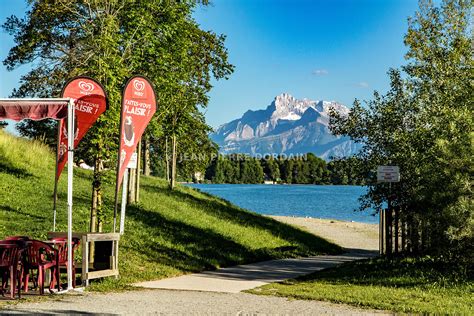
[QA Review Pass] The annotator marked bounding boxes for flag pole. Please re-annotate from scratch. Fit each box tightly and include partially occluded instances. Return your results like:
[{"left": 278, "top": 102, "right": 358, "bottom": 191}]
[
  {"left": 66, "top": 98, "right": 75, "bottom": 291},
  {"left": 113, "top": 104, "right": 125, "bottom": 234},
  {"left": 53, "top": 120, "right": 62, "bottom": 232}
]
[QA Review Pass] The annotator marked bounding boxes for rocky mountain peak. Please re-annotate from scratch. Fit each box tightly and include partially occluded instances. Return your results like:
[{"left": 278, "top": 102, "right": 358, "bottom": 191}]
[
  {"left": 210, "top": 94, "right": 359, "bottom": 160},
  {"left": 270, "top": 93, "right": 317, "bottom": 121}
]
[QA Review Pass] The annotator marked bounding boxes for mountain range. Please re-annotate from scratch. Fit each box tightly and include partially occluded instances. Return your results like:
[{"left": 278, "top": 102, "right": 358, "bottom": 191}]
[{"left": 210, "top": 93, "right": 360, "bottom": 160}]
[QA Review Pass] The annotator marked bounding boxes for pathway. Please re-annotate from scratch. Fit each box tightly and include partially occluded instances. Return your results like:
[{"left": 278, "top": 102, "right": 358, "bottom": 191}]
[
  {"left": 135, "top": 216, "right": 379, "bottom": 293},
  {"left": 4, "top": 216, "right": 383, "bottom": 315},
  {"left": 134, "top": 252, "right": 374, "bottom": 293},
  {"left": 3, "top": 289, "right": 388, "bottom": 315}
]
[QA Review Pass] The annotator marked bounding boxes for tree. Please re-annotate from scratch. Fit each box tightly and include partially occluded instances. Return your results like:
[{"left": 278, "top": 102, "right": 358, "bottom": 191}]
[
  {"left": 279, "top": 158, "right": 294, "bottom": 184},
  {"left": 262, "top": 157, "right": 280, "bottom": 183},
  {"left": 3, "top": 0, "right": 233, "bottom": 230},
  {"left": 3, "top": 0, "right": 127, "bottom": 232},
  {"left": 330, "top": 0, "right": 472, "bottom": 259},
  {"left": 306, "top": 153, "right": 326, "bottom": 184}
]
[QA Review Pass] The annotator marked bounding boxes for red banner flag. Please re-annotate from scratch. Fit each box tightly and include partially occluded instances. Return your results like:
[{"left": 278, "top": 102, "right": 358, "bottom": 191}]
[
  {"left": 57, "top": 77, "right": 108, "bottom": 180},
  {"left": 116, "top": 76, "right": 156, "bottom": 187}
]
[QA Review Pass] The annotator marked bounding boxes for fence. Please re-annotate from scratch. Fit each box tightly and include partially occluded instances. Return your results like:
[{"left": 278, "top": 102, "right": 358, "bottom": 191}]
[{"left": 379, "top": 207, "right": 425, "bottom": 256}]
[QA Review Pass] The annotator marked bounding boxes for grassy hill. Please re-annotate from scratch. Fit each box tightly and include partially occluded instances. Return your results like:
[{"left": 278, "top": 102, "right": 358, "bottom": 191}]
[{"left": 0, "top": 130, "right": 341, "bottom": 289}]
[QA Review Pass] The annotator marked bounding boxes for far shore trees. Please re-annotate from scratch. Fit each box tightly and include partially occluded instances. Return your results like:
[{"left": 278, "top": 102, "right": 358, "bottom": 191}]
[{"left": 202, "top": 154, "right": 363, "bottom": 185}]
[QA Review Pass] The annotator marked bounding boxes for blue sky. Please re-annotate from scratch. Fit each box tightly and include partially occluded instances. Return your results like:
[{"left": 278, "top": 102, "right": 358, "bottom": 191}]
[{"left": 1, "top": 0, "right": 421, "bottom": 129}]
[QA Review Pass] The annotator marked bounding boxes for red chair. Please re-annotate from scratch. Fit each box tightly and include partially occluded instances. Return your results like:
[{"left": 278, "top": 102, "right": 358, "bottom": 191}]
[
  {"left": 0, "top": 243, "right": 22, "bottom": 299},
  {"left": 24, "top": 240, "right": 60, "bottom": 294},
  {"left": 5, "top": 237, "right": 32, "bottom": 292},
  {"left": 48, "top": 237, "right": 80, "bottom": 289}
]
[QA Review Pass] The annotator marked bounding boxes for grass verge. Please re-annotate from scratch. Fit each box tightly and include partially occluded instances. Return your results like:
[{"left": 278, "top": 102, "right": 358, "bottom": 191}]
[
  {"left": 248, "top": 256, "right": 473, "bottom": 314},
  {"left": 0, "top": 130, "right": 341, "bottom": 297}
]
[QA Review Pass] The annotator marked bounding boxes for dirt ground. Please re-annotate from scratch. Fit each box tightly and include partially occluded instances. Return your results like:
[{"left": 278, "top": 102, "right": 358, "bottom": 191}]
[{"left": 270, "top": 215, "right": 379, "bottom": 251}]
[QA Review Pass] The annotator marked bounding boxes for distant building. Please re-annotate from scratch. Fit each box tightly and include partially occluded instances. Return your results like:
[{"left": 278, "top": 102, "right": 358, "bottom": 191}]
[{"left": 193, "top": 171, "right": 204, "bottom": 183}]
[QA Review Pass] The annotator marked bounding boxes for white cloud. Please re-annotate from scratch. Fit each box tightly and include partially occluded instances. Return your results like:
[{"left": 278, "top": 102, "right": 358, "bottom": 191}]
[
  {"left": 355, "top": 81, "right": 369, "bottom": 88},
  {"left": 312, "top": 69, "right": 329, "bottom": 76}
]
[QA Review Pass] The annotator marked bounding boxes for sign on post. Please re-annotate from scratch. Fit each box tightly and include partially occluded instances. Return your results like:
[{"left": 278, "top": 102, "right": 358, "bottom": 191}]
[
  {"left": 127, "top": 152, "right": 138, "bottom": 169},
  {"left": 377, "top": 166, "right": 400, "bottom": 183}
]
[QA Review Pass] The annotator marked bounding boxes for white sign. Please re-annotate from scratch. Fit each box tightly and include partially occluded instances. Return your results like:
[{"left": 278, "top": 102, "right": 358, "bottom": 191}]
[
  {"left": 127, "top": 152, "right": 138, "bottom": 169},
  {"left": 377, "top": 166, "right": 400, "bottom": 183}
]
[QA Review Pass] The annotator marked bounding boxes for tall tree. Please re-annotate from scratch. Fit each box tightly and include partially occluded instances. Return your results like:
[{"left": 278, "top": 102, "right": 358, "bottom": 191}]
[
  {"left": 330, "top": 0, "right": 472, "bottom": 258},
  {"left": 3, "top": 0, "right": 233, "bottom": 230}
]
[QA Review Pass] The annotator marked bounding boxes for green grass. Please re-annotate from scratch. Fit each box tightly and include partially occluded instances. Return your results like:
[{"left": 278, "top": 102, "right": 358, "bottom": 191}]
[
  {"left": 248, "top": 256, "right": 474, "bottom": 314},
  {"left": 0, "top": 130, "right": 341, "bottom": 293}
]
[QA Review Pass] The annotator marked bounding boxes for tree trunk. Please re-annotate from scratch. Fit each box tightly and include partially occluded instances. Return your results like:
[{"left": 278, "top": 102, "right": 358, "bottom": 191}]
[
  {"left": 401, "top": 208, "right": 407, "bottom": 252},
  {"left": 165, "top": 137, "right": 170, "bottom": 182},
  {"left": 170, "top": 135, "right": 177, "bottom": 189},
  {"left": 143, "top": 136, "right": 151, "bottom": 176},
  {"left": 90, "top": 157, "right": 104, "bottom": 262},
  {"left": 135, "top": 140, "right": 141, "bottom": 202},
  {"left": 90, "top": 157, "right": 104, "bottom": 232},
  {"left": 394, "top": 206, "right": 399, "bottom": 254},
  {"left": 128, "top": 168, "right": 136, "bottom": 204}
]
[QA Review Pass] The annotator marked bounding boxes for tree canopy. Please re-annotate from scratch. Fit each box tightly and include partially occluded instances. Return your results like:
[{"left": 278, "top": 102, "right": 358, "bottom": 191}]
[
  {"left": 330, "top": 0, "right": 472, "bottom": 260},
  {"left": 3, "top": 0, "right": 233, "bottom": 230}
]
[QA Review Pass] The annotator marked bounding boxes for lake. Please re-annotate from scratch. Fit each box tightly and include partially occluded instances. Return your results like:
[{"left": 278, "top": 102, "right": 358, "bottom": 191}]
[{"left": 186, "top": 184, "right": 378, "bottom": 224}]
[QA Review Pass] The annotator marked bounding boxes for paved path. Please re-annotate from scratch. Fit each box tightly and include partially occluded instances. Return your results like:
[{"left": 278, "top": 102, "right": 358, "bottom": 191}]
[
  {"left": 135, "top": 252, "right": 375, "bottom": 293},
  {"left": 135, "top": 216, "right": 379, "bottom": 293}
]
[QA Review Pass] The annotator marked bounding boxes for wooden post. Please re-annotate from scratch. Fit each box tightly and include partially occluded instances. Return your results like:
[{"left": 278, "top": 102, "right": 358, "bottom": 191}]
[
  {"left": 394, "top": 206, "right": 399, "bottom": 254},
  {"left": 385, "top": 207, "right": 392, "bottom": 256},
  {"left": 386, "top": 183, "right": 393, "bottom": 256},
  {"left": 379, "top": 208, "right": 384, "bottom": 255},
  {"left": 82, "top": 235, "right": 89, "bottom": 287},
  {"left": 401, "top": 211, "right": 406, "bottom": 252}
]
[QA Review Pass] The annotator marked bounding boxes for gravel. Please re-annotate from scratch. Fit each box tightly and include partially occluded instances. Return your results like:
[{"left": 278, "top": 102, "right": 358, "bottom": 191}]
[{"left": 3, "top": 289, "right": 388, "bottom": 315}]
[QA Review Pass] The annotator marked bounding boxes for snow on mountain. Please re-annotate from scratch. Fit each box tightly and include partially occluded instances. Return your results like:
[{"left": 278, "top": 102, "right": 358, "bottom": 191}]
[{"left": 210, "top": 93, "right": 359, "bottom": 160}]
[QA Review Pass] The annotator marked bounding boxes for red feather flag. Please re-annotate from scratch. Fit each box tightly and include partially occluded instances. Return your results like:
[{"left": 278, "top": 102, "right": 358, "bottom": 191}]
[
  {"left": 116, "top": 76, "right": 157, "bottom": 187},
  {"left": 57, "top": 77, "right": 108, "bottom": 179}
]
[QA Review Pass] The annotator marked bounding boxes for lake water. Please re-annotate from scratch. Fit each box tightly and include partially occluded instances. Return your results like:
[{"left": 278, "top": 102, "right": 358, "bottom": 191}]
[{"left": 186, "top": 184, "right": 378, "bottom": 224}]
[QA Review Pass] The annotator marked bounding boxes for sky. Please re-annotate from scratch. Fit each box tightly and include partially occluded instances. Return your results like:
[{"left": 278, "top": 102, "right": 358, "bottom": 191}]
[{"left": 0, "top": 0, "right": 421, "bottom": 130}]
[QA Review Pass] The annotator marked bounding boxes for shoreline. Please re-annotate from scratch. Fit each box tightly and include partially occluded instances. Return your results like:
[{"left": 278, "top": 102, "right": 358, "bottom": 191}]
[
  {"left": 185, "top": 182, "right": 365, "bottom": 187},
  {"left": 266, "top": 214, "right": 378, "bottom": 225},
  {"left": 269, "top": 215, "right": 379, "bottom": 251}
]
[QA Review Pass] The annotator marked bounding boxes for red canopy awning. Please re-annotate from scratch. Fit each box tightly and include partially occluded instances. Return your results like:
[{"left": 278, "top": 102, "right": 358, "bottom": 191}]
[{"left": 0, "top": 98, "right": 70, "bottom": 121}]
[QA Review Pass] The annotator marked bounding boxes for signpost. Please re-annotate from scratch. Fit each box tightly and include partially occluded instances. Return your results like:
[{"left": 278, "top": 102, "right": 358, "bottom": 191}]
[
  {"left": 377, "top": 166, "right": 400, "bottom": 183},
  {"left": 377, "top": 165, "right": 400, "bottom": 256}
]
